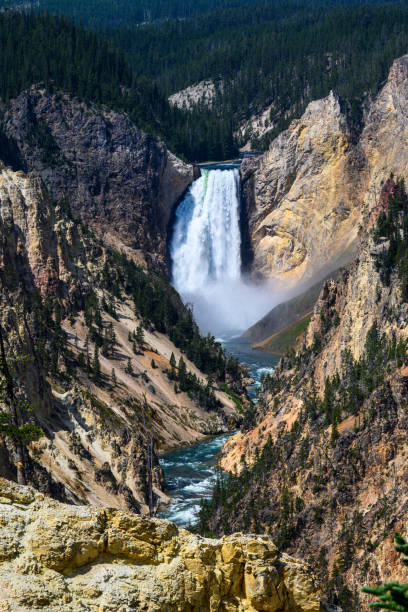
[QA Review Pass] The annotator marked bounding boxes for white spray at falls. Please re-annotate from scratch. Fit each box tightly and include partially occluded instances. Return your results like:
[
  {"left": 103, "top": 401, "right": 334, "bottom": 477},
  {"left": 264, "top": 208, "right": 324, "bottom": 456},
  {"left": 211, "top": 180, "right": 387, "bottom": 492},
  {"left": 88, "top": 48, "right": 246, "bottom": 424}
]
[{"left": 170, "top": 168, "right": 274, "bottom": 334}]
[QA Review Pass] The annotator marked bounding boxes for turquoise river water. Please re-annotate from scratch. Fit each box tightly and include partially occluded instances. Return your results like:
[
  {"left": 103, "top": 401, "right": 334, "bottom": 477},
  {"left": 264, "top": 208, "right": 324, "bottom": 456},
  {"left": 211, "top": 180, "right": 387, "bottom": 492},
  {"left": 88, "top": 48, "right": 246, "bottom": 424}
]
[{"left": 158, "top": 337, "right": 279, "bottom": 527}]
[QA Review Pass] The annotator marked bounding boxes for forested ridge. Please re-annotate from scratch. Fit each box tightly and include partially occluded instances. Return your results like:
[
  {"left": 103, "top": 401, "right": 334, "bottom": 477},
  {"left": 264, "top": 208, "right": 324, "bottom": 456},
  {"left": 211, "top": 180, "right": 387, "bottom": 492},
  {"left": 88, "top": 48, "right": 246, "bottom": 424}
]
[
  {"left": 2, "top": 2, "right": 408, "bottom": 158},
  {"left": 1, "top": 0, "right": 292, "bottom": 25},
  {"left": 113, "top": 0, "right": 408, "bottom": 149}
]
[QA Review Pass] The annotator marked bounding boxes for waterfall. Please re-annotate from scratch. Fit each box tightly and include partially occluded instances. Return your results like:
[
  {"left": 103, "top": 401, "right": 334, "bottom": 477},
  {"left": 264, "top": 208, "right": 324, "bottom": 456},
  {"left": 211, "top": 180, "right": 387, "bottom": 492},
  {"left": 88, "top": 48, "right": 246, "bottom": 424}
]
[
  {"left": 170, "top": 167, "right": 273, "bottom": 334},
  {"left": 171, "top": 168, "right": 241, "bottom": 293}
]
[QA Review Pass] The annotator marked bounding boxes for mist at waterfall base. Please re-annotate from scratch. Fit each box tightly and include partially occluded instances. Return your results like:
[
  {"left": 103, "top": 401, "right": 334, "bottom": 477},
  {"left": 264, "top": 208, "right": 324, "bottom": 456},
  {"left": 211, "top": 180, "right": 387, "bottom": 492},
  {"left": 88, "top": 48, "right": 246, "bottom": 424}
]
[{"left": 170, "top": 167, "right": 277, "bottom": 335}]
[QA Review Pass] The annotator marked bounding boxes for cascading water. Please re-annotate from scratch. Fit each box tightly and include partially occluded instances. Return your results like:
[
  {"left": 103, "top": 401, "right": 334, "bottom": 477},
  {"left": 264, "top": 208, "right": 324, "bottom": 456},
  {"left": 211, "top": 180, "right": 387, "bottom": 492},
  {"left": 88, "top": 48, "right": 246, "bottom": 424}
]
[
  {"left": 171, "top": 168, "right": 241, "bottom": 293},
  {"left": 170, "top": 167, "right": 273, "bottom": 334}
]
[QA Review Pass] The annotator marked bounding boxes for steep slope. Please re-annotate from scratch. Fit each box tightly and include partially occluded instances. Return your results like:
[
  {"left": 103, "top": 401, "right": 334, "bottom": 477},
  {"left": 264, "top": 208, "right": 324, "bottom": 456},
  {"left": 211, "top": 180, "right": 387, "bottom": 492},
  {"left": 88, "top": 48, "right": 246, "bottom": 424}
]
[
  {"left": 1, "top": 88, "right": 195, "bottom": 265},
  {"left": 244, "top": 91, "right": 363, "bottom": 285},
  {"left": 199, "top": 178, "right": 408, "bottom": 610},
  {"left": 0, "top": 162, "right": 242, "bottom": 514},
  {"left": 253, "top": 313, "right": 312, "bottom": 355},
  {"left": 244, "top": 277, "right": 330, "bottom": 345},
  {"left": 0, "top": 478, "right": 325, "bottom": 612},
  {"left": 245, "top": 55, "right": 408, "bottom": 287}
]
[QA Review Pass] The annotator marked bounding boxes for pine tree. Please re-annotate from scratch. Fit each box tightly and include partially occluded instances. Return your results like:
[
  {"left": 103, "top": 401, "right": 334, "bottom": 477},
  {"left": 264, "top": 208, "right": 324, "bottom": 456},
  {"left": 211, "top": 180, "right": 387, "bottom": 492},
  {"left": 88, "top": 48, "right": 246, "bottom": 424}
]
[
  {"left": 92, "top": 345, "right": 101, "bottom": 382},
  {"left": 111, "top": 368, "right": 117, "bottom": 385},
  {"left": 330, "top": 412, "right": 339, "bottom": 446},
  {"left": 125, "top": 357, "right": 133, "bottom": 375},
  {"left": 362, "top": 534, "right": 408, "bottom": 610},
  {"left": 178, "top": 356, "right": 187, "bottom": 391},
  {"left": 135, "top": 324, "right": 144, "bottom": 349},
  {"left": 169, "top": 352, "right": 176, "bottom": 380},
  {"left": 0, "top": 324, "right": 43, "bottom": 485}
]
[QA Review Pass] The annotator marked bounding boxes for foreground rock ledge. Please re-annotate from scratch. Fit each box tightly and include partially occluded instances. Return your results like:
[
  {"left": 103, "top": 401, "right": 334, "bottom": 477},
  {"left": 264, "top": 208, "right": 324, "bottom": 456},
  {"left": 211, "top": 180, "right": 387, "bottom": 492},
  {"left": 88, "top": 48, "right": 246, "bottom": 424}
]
[{"left": 0, "top": 479, "right": 323, "bottom": 611}]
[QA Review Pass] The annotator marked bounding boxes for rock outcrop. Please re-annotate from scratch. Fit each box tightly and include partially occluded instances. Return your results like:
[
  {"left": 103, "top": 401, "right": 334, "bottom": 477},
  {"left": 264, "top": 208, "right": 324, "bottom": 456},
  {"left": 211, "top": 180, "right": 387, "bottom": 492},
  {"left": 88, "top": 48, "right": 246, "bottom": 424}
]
[
  {"left": 246, "top": 54, "right": 408, "bottom": 286},
  {"left": 0, "top": 478, "right": 324, "bottom": 611},
  {"left": 1, "top": 88, "right": 195, "bottom": 265},
  {"left": 168, "top": 79, "right": 220, "bottom": 111}
]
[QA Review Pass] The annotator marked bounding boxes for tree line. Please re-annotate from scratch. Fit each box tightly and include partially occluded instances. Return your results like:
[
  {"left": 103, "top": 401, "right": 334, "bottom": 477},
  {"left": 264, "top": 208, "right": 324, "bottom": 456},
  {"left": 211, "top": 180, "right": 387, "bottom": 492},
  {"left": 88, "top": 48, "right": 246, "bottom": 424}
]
[{"left": 4, "top": 2, "right": 408, "bottom": 160}]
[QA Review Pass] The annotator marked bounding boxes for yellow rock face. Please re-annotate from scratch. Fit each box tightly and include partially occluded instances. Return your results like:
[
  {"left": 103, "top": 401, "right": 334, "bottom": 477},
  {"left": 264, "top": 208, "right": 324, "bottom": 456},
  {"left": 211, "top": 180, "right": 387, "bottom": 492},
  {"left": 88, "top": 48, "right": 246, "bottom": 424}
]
[
  {"left": 249, "top": 54, "right": 408, "bottom": 286},
  {"left": 250, "top": 91, "right": 363, "bottom": 286},
  {"left": 0, "top": 478, "right": 323, "bottom": 611}
]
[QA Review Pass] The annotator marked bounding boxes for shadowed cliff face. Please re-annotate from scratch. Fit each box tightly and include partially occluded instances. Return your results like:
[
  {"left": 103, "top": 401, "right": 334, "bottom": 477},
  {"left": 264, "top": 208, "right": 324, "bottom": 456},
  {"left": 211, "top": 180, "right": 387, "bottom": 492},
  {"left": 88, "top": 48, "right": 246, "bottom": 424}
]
[
  {"left": 246, "top": 54, "right": 408, "bottom": 287},
  {"left": 1, "top": 89, "right": 194, "bottom": 266}
]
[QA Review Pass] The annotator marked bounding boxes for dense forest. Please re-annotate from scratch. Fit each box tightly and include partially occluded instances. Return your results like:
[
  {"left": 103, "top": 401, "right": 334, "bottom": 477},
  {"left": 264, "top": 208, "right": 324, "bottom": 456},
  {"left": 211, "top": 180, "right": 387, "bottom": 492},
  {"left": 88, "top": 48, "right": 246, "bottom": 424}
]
[
  {"left": 0, "top": 10, "right": 238, "bottom": 160},
  {"left": 110, "top": 0, "right": 408, "bottom": 149},
  {"left": 1, "top": 0, "right": 298, "bottom": 25},
  {"left": 2, "top": 2, "right": 408, "bottom": 158}
]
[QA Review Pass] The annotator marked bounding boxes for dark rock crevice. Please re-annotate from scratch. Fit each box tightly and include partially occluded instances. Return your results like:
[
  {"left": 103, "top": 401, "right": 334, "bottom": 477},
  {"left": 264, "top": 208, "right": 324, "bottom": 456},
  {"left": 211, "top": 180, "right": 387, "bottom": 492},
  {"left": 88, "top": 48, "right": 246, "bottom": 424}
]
[{"left": 239, "top": 158, "right": 259, "bottom": 274}]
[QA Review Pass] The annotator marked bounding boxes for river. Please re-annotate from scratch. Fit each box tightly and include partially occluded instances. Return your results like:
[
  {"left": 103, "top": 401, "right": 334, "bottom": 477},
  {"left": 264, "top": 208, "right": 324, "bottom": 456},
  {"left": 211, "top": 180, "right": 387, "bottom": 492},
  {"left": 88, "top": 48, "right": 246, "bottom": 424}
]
[
  {"left": 158, "top": 337, "right": 280, "bottom": 527},
  {"left": 162, "top": 162, "right": 280, "bottom": 527}
]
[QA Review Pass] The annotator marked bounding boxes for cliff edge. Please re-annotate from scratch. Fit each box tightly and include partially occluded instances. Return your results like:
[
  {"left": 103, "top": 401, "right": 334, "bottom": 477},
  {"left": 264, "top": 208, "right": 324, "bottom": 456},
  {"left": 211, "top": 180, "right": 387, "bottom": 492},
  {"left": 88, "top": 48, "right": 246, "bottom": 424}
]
[{"left": 0, "top": 478, "right": 324, "bottom": 612}]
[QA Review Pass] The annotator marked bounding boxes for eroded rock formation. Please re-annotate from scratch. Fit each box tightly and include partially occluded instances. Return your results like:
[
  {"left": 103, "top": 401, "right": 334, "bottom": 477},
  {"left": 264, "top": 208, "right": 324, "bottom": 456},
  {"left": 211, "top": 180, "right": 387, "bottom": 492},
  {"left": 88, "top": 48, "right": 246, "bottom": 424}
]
[
  {"left": 216, "top": 204, "right": 408, "bottom": 607},
  {"left": 0, "top": 163, "right": 239, "bottom": 513},
  {"left": 1, "top": 88, "right": 195, "bottom": 265},
  {"left": 0, "top": 478, "right": 324, "bottom": 611}
]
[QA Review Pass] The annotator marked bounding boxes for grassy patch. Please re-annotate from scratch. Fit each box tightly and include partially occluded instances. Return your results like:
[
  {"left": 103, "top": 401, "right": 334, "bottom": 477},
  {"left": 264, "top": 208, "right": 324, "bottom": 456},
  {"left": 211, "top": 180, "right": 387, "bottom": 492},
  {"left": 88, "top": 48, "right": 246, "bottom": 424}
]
[
  {"left": 220, "top": 384, "right": 245, "bottom": 414},
  {"left": 255, "top": 313, "right": 312, "bottom": 355}
]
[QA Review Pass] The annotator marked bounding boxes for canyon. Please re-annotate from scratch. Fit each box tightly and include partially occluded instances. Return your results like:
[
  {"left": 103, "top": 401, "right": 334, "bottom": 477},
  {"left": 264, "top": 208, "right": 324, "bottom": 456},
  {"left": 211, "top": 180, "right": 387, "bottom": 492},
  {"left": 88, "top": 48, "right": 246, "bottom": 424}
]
[
  {"left": 3, "top": 24, "right": 408, "bottom": 612},
  {"left": 212, "top": 221, "right": 408, "bottom": 607},
  {"left": 0, "top": 156, "right": 241, "bottom": 515},
  {"left": 196, "top": 58, "right": 408, "bottom": 607}
]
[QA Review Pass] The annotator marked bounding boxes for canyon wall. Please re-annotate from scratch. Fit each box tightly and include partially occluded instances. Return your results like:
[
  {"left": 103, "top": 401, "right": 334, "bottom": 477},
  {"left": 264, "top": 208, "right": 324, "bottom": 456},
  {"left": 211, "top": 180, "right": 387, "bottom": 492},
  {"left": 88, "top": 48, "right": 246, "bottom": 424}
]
[
  {"left": 245, "top": 54, "right": 408, "bottom": 287},
  {"left": 1, "top": 88, "right": 195, "bottom": 265},
  {"left": 0, "top": 163, "right": 239, "bottom": 513},
  {"left": 216, "top": 181, "right": 408, "bottom": 607}
]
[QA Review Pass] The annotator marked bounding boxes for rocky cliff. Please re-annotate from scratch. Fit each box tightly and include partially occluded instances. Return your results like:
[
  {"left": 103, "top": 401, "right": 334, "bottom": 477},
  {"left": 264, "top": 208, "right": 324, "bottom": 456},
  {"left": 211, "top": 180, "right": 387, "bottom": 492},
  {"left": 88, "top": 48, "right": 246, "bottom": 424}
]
[
  {"left": 169, "top": 79, "right": 221, "bottom": 111},
  {"left": 0, "top": 478, "right": 325, "bottom": 611},
  {"left": 1, "top": 88, "right": 195, "bottom": 266},
  {"left": 0, "top": 162, "right": 240, "bottom": 514},
  {"left": 203, "top": 177, "right": 408, "bottom": 609},
  {"left": 245, "top": 54, "right": 408, "bottom": 287}
]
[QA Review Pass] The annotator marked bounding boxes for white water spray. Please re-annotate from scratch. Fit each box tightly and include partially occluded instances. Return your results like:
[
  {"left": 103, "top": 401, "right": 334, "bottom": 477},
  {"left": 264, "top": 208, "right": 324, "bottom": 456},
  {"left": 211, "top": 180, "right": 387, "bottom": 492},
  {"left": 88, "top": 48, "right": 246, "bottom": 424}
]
[
  {"left": 171, "top": 168, "right": 274, "bottom": 334},
  {"left": 171, "top": 169, "right": 241, "bottom": 291}
]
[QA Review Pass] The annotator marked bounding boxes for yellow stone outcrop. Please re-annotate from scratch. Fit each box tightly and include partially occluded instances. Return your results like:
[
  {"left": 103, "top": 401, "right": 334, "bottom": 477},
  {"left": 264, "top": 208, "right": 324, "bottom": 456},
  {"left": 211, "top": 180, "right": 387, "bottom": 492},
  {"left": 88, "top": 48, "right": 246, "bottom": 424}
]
[
  {"left": 0, "top": 478, "right": 323, "bottom": 611},
  {"left": 247, "top": 54, "right": 408, "bottom": 287}
]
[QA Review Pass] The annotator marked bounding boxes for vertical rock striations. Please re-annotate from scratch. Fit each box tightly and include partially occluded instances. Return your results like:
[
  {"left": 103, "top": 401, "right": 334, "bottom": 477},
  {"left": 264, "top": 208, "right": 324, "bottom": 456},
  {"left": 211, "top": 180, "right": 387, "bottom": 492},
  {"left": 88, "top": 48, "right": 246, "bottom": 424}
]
[
  {"left": 246, "top": 55, "right": 408, "bottom": 287},
  {"left": 0, "top": 163, "right": 239, "bottom": 513},
  {"left": 215, "top": 188, "right": 408, "bottom": 607},
  {"left": 1, "top": 89, "right": 195, "bottom": 266}
]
